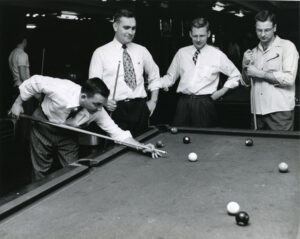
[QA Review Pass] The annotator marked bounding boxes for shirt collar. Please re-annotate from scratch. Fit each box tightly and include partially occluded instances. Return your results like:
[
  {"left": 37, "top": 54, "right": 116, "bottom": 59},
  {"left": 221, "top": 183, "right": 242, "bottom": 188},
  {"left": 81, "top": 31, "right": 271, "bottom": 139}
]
[
  {"left": 66, "top": 85, "right": 81, "bottom": 109},
  {"left": 112, "top": 37, "right": 133, "bottom": 50},
  {"left": 192, "top": 43, "right": 208, "bottom": 52},
  {"left": 258, "top": 35, "right": 281, "bottom": 51}
]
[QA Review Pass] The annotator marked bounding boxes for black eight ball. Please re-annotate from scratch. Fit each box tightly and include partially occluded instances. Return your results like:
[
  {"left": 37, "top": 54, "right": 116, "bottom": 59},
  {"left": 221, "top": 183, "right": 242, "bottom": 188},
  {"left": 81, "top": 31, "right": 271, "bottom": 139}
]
[
  {"left": 245, "top": 139, "right": 253, "bottom": 146},
  {"left": 156, "top": 140, "right": 164, "bottom": 148},
  {"left": 235, "top": 211, "right": 250, "bottom": 226},
  {"left": 183, "top": 136, "right": 191, "bottom": 144}
]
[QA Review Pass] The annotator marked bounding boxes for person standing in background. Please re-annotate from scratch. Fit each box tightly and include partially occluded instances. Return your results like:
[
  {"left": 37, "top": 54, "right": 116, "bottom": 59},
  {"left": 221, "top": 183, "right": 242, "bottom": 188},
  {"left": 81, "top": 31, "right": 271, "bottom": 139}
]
[
  {"left": 242, "top": 10, "right": 299, "bottom": 130},
  {"left": 89, "top": 9, "right": 161, "bottom": 137}
]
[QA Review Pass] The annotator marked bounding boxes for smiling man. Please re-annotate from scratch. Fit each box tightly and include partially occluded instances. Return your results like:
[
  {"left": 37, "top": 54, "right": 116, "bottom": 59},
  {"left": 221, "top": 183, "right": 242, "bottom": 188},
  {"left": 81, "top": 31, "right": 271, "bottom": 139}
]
[
  {"left": 9, "top": 75, "right": 160, "bottom": 180},
  {"left": 160, "top": 17, "right": 241, "bottom": 127},
  {"left": 89, "top": 9, "right": 161, "bottom": 137},
  {"left": 242, "top": 10, "right": 299, "bottom": 130}
]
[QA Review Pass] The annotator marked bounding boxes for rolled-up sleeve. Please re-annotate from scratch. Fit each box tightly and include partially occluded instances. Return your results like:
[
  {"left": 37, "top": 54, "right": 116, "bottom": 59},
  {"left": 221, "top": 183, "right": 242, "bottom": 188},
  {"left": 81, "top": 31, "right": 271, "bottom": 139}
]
[
  {"left": 220, "top": 52, "right": 241, "bottom": 89},
  {"left": 19, "top": 75, "right": 54, "bottom": 101},
  {"left": 142, "top": 47, "right": 161, "bottom": 91},
  {"left": 273, "top": 42, "right": 299, "bottom": 87},
  {"left": 160, "top": 51, "right": 180, "bottom": 90},
  {"left": 93, "top": 109, "right": 132, "bottom": 141}
]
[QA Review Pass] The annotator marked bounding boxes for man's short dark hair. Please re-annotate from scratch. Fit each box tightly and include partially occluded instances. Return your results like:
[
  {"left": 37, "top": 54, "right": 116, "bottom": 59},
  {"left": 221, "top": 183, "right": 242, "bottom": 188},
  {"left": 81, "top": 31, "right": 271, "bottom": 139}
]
[
  {"left": 113, "top": 9, "right": 136, "bottom": 23},
  {"left": 190, "top": 17, "right": 210, "bottom": 32},
  {"left": 255, "top": 10, "right": 277, "bottom": 26},
  {"left": 81, "top": 77, "right": 110, "bottom": 98}
]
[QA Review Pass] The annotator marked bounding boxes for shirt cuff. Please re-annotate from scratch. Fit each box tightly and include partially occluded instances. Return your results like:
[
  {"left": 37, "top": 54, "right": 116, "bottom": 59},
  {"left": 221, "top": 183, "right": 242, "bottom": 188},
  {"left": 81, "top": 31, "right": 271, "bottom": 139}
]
[
  {"left": 148, "top": 80, "right": 163, "bottom": 91},
  {"left": 224, "top": 79, "right": 240, "bottom": 89}
]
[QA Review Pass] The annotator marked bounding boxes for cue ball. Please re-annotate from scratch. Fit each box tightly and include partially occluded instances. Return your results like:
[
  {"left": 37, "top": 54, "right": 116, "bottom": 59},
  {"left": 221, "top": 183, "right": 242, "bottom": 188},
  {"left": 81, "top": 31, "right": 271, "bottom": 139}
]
[
  {"left": 235, "top": 211, "right": 250, "bottom": 226},
  {"left": 226, "top": 201, "right": 240, "bottom": 215},
  {"left": 183, "top": 136, "right": 191, "bottom": 144},
  {"left": 156, "top": 140, "right": 164, "bottom": 148},
  {"left": 245, "top": 138, "right": 253, "bottom": 146},
  {"left": 170, "top": 127, "right": 178, "bottom": 134},
  {"left": 278, "top": 162, "right": 289, "bottom": 173},
  {"left": 188, "top": 152, "right": 197, "bottom": 162}
]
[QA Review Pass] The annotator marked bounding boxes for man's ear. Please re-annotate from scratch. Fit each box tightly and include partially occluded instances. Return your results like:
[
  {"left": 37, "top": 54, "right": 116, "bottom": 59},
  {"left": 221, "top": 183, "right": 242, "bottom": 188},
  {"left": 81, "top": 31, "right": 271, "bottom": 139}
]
[
  {"left": 80, "top": 93, "right": 87, "bottom": 100},
  {"left": 273, "top": 24, "right": 277, "bottom": 33},
  {"left": 207, "top": 30, "right": 211, "bottom": 38},
  {"left": 113, "top": 22, "right": 118, "bottom": 32}
]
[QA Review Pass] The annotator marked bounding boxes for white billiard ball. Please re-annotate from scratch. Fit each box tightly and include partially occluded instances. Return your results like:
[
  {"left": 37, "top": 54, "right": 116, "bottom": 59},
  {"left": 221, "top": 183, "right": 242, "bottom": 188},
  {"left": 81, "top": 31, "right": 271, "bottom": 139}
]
[
  {"left": 278, "top": 162, "right": 289, "bottom": 173},
  {"left": 226, "top": 201, "right": 240, "bottom": 215},
  {"left": 188, "top": 152, "right": 198, "bottom": 162}
]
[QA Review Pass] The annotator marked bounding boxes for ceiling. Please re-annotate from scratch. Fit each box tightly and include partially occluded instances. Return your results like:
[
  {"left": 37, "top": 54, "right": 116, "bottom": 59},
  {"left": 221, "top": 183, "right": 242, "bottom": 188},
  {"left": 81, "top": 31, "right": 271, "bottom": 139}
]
[{"left": 0, "top": 0, "right": 299, "bottom": 16}]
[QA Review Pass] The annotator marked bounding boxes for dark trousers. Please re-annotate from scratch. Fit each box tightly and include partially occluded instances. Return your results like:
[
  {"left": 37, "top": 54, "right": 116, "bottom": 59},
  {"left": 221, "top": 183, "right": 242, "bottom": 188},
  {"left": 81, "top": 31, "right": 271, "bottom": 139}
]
[
  {"left": 111, "top": 98, "right": 150, "bottom": 137},
  {"left": 173, "top": 94, "right": 217, "bottom": 127},
  {"left": 30, "top": 107, "right": 79, "bottom": 180},
  {"left": 252, "top": 111, "right": 294, "bottom": 131}
]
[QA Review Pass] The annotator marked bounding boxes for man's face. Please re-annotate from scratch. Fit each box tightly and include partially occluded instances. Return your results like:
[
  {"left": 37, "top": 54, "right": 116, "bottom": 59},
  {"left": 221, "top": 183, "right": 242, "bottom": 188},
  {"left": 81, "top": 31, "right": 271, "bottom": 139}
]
[
  {"left": 113, "top": 17, "right": 136, "bottom": 45},
  {"left": 255, "top": 20, "right": 276, "bottom": 45},
  {"left": 81, "top": 93, "right": 107, "bottom": 114},
  {"left": 189, "top": 26, "right": 210, "bottom": 50}
]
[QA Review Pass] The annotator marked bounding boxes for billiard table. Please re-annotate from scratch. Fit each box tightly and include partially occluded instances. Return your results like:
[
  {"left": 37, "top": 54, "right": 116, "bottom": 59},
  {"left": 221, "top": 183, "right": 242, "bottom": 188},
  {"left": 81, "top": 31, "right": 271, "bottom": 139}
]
[{"left": 0, "top": 126, "right": 299, "bottom": 239}]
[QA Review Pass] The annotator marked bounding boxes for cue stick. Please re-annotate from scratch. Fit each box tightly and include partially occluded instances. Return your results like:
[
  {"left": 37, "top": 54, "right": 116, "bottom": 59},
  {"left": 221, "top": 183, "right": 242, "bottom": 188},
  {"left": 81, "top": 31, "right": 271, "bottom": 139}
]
[
  {"left": 19, "top": 113, "right": 167, "bottom": 154},
  {"left": 104, "top": 61, "right": 121, "bottom": 149},
  {"left": 112, "top": 61, "right": 121, "bottom": 102},
  {"left": 41, "top": 48, "right": 45, "bottom": 75},
  {"left": 250, "top": 78, "right": 257, "bottom": 130}
]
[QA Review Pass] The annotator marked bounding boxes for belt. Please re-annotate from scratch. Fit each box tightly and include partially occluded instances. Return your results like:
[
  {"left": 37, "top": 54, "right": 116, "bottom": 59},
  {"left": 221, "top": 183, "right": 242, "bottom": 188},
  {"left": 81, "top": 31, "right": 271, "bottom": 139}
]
[
  {"left": 117, "top": 97, "right": 146, "bottom": 103},
  {"left": 178, "top": 93, "right": 211, "bottom": 99}
]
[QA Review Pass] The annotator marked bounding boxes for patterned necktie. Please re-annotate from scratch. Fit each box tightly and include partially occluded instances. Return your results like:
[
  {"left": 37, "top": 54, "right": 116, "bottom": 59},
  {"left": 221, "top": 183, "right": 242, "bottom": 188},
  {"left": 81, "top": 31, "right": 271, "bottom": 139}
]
[
  {"left": 193, "top": 49, "right": 201, "bottom": 65},
  {"left": 122, "top": 44, "right": 137, "bottom": 90}
]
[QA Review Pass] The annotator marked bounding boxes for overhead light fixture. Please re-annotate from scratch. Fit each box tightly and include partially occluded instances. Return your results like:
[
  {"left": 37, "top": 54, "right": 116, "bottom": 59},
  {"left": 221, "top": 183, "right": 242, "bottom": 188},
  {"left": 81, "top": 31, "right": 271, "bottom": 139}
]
[
  {"left": 26, "top": 13, "right": 30, "bottom": 17},
  {"left": 212, "top": 1, "right": 226, "bottom": 11},
  {"left": 57, "top": 11, "right": 79, "bottom": 20},
  {"left": 26, "top": 23, "right": 37, "bottom": 29},
  {"left": 32, "top": 13, "right": 39, "bottom": 18},
  {"left": 234, "top": 10, "right": 245, "bottom": 18},
  {"left": 215, "top": 1, "right": 226, "bottom": 7}
]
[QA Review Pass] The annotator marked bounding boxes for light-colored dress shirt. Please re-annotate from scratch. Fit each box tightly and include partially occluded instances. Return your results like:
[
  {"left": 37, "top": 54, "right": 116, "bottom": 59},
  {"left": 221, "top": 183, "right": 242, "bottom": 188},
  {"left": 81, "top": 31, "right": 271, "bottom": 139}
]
[
  {"left": 160, "top": 44, "right": 241, "bottom": 95},
  {"left": 19, "top": 75, "right": 131, "bottom": 140},
  {"left": 8, "top": 47, "right": 30, "bottom": 87},
  {"left": 89, "top": 38, "right": 161, "bottom": 101},
  {"left": 241, "top": 36, "right": 299, "bottom": 115}
]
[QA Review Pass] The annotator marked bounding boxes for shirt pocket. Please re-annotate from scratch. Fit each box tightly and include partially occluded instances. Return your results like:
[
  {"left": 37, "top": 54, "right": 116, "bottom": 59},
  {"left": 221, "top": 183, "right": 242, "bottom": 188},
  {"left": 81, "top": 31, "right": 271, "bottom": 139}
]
[
  {"left": 198, "top": 65, "right": 212, "bottom": 78},
  {"left": 265, "top": 52, "right": 281, "bottom": 72},
  {"left": 132, "top": 57, "right": 143, "bottom": 81}
]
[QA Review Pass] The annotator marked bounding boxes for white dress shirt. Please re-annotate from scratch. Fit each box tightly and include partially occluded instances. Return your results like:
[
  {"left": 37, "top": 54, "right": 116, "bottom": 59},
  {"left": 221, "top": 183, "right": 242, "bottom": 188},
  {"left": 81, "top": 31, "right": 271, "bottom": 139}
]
[
  {"left": 241, "top": 36, "right": 299, "bottom": 115},
  {"left": 161, "top": 44, "right": 241, "bottom": 95},
  {"left": 89, "top": 38, "right": 161, "bottom": 101},
  {"left": 19, "top": 75, "right": 131, "bottom": 140}
]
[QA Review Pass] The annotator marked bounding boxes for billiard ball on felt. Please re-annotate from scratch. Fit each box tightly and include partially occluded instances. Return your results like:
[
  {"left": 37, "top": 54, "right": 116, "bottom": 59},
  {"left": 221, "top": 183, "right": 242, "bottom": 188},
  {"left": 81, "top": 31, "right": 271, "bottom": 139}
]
[
  {"left": 226, "top": 201, "right": 240, "bottom": 215},
  {"left": 235, "top": 211, "right": 250, "bottom": 226},
  {"left": 170, "top": 127, "right": 178, "bottom": 134},
  {"left": 278, "top": 162, "right": 289, "bottom": 173},
  {"left": 156, "top": 140, "right": 164, "bottom": 148},
  {"left": 245, "top": 138, "right": 253, "bottom": 146},
  {"left": 188, "top": 152, "right": 197, "bottom": 162},
  {"left": 183, "top": 136, "right": 191, "bottom": 144}
]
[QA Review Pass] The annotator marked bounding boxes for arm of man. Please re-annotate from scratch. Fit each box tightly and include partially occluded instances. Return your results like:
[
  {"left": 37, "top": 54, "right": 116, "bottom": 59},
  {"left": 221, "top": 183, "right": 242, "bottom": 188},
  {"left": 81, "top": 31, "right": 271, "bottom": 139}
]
[
  {"left": 142, "top": 47, "right": 161, "bottom": 115},
  {"left": 88, "top": 49, "right": 118, "bottom": 111},
  {"left": 241, "top": 49, "right": 253, "bottom": 86},
  {"left": 93, "top": 109, "right": 161, "bottom": 158},
  {"left": 245, "top": 42, "right": 299, "bottom": 87},
  {"left": 18, "top": 65, "right": 30, "bottom": 82},
  {"left": 160, "top": 51, "right": 181, "bottom": 92},
  {"left": 211, "top": 51, "right": 241, "bottom": 100}
]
